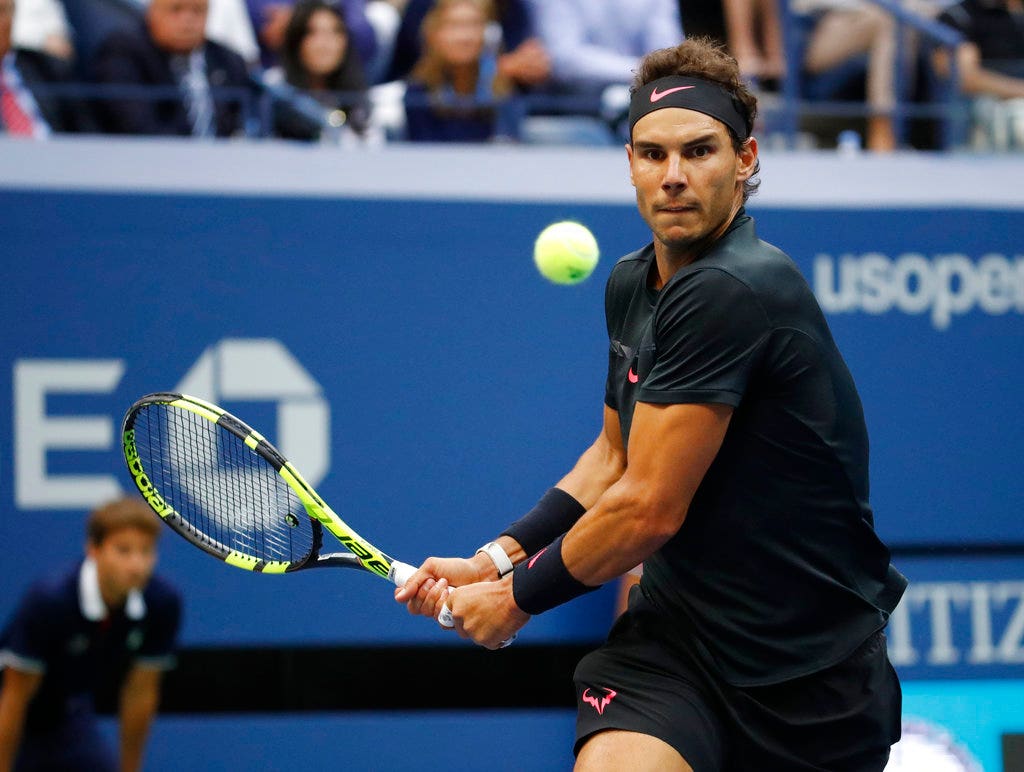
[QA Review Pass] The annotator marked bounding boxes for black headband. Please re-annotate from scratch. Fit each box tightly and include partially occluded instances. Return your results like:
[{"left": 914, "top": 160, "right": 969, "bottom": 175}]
[{"left": 628, "top": 76, "right": 749, "bottom": 141}]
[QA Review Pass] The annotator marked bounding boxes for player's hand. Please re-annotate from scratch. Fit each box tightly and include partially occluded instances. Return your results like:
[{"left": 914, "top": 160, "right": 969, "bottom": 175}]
[
  {"left": 448, "top": 575, "right": 530, "bottom": 650},
  {"left": 394, "top": 556, "right": 483, "bottom": 622}
]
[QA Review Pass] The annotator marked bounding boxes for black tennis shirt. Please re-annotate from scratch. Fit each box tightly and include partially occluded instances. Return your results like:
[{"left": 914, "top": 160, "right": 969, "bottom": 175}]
[{"left": 605, "top": 211, "right": 907, "bottom": 687}]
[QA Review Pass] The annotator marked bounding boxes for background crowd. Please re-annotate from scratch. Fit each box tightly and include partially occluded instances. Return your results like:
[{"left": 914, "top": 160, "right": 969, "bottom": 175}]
[{"left": 1, "top": 0, "right": 1022, "bottom": 150}]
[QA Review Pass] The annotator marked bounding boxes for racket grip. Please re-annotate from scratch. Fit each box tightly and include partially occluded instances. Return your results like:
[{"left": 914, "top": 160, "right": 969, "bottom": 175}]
[
  {"left": 439, "top": 601, "right": 454, "bottom": 627},
  {"left": 390, "top": 560, "right": 456, "bottom": 629},
  {"left": 389, "top": 560, "right": 417, "bottom": 587}
]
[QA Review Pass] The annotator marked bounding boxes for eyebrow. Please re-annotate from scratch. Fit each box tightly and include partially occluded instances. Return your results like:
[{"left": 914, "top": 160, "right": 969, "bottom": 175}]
[{"left": 634, "top": 132, "right": 721, "bottom": 152}]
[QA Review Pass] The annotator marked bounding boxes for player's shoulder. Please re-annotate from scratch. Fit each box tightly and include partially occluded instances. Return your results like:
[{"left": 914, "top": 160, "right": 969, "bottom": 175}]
[
  {"left": 612, "top": 243, "right": 654, "bottom": 270},
  {"left": 608, "top": 243, "right": 654, "bottom": 285},
  {"left": 696, "top": 216, "right": 802, "bottom": 290}
]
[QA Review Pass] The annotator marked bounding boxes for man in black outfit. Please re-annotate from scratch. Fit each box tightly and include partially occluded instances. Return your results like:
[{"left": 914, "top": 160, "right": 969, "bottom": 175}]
[
  {"left": 91, "top": 0, "right": 251, "bottom": 136},
  {"left": 397, "top": 36, "right": 907, "bottom": 772}
]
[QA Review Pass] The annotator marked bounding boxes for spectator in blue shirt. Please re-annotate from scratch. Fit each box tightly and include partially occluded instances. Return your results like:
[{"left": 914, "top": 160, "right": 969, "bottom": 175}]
[
  {"left": 528, "top": 0, "right": 683, "bottom": 93},
  {"left": 0, "top": 497, "right": 182, "bottom": 772}
]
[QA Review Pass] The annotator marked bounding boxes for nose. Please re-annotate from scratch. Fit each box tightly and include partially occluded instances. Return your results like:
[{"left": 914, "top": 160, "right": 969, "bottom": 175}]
[{"left": 662, "top": 154, "right": 686, "bottom": 191}]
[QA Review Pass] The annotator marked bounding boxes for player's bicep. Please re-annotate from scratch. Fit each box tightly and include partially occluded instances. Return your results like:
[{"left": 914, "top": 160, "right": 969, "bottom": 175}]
[{"left": 622, "top": 401, "right": 732, "bottom": 529}]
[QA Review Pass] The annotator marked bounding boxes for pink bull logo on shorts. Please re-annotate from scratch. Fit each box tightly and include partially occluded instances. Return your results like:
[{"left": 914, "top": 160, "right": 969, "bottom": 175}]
[{"left": 581, "top": 687, "right": 618, "bottom": 715}]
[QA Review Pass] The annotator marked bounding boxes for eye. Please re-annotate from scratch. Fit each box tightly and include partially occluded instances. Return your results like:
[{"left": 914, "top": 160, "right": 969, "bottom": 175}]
[{"left": 691, "top": 145, "right": 712, "bottom": 158}]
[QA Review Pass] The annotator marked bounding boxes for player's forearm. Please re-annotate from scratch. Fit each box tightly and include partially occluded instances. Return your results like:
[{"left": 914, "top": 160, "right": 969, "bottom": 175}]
[
  {"left": 555, "top": 431, "right": 628, "bottom": 511},
  {"left": 562, "top": 474, "right": 683, "bottom": 587},
  {"left": 487, "top": 424, "right": 627, "bottom": 576}
]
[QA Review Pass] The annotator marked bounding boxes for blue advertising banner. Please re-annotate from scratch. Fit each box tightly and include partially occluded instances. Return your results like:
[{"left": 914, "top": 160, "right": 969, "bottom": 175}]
[{"left": 1, "top": 140, "right": 1022, "bottom": 649}]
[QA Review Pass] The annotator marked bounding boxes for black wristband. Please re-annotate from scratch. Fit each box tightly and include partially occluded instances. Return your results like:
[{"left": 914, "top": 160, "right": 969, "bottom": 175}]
[
  {"left": 512, "top": 535, "right": 599, "bottom": 616},
  {"left": 500, "top": 488, "right": 586, "bottom": 557}
]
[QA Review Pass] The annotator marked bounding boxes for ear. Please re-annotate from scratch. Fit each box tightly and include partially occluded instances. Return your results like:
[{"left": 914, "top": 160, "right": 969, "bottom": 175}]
[
  {"left": 625, "top": 142, "right": 636, "bottom": 187},
  {"left": 736, "top": 136, "right": 758, "bottom": 182}
]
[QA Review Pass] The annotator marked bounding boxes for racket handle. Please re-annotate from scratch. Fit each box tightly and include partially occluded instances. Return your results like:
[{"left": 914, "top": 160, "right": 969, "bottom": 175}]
[{"left": 390, "top": 560, "right": 456, "bottom": 629}]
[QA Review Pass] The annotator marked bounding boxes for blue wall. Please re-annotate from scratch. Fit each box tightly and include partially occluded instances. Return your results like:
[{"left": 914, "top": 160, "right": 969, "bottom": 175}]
[{"left": 3, "top": 139, "right": 1023, "bottom": 769}]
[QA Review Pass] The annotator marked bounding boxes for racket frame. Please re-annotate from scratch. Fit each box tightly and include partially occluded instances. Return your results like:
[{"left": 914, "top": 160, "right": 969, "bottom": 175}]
[{"left": 122, "top": 392, "right": 410, "bottom": 584}]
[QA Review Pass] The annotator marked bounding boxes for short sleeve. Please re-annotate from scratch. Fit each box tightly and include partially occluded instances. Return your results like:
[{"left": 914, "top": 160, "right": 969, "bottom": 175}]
[{"left": 638, "top": 268, "right": 769, "bottom": 406}]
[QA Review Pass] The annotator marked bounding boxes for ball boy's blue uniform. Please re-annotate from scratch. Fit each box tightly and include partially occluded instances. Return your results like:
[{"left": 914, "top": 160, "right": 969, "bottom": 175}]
[{"left": 0, "top": 558, "right": 181, "bottom": 770}]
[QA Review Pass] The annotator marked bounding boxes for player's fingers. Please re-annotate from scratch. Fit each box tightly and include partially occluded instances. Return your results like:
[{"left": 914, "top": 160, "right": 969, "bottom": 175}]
[
  {"left": 425, "top": 578, "right": 450, "bottom": 622},
  {"left": 403, "top": 575, "right": 437, "bottom": 616},
  {"left": 446, "top": 588, "right": 470, "bottom": 639},
  {"left": 393, "top": 564, "right": 434, "bottom": 603}
]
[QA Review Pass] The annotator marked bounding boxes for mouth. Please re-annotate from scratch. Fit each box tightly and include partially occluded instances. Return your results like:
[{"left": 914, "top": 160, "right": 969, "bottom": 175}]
[{"left": 657, "top": 204, "right": 697, "bottom": 214}]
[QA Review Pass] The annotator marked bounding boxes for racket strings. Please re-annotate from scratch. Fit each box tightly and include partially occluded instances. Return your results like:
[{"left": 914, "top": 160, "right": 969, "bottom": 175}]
[{"left": 134, "top": 405, "right": 317, "bottom": 565}]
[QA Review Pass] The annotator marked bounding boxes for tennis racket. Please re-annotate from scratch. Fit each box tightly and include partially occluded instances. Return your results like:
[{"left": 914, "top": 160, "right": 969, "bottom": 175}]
[{"left": 122, "top": 391, "right": 453, "bottom": 627}]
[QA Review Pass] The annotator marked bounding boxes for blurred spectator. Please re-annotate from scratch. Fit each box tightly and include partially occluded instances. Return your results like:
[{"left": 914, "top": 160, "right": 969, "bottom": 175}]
[
  {"left": 791, "top": 0, "right": 899, "bottom": 151},
  {"left": 11, "top": 0, "right": 72, "bottom": 60},
  {"left": 937, "top": 0, "right": 1024, "bottom": 85},
  {"left": 1, "top": 0, "right": 94, "bottom": 135},
  {"left": 0, "top": 497, "right": 181, "bottom": 772},
  {"left": 722, "top": 0, "right": 785, "bottom": 88},
  {"left": 935, "top": 0, "right": 1024, "bottom": 148},
  {"left": 246, "top": 0, "right": 378, "bottom": 71},
  {"left": 527, "top": 0, "right": 683, "bottom": 94},
  {"left": 91, "top": 0, "right": 252, "bottom": 137},
  {"left": 206, "top": 0, "right": 261, "bottom": 65},
  {"left": 268, "top": 0, "right": 376, "bottom": 141},
  {"left": 403, "top": 0, "right": 517, "bottom": 141},
  {"left": 384, "top": 0, "right": 549, "bottom": 92}
]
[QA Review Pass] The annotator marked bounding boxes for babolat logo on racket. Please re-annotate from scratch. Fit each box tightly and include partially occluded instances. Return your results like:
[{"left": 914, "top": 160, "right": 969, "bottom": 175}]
[
  {"left": 336, "top": 535, "right": 390, "bottom": 578},
  {"left": 123, "top": 431, "right": 174, "bottom": 517}
]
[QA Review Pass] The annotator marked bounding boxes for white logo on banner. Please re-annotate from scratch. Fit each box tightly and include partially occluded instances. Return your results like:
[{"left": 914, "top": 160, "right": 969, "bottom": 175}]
[
  {"left": 887, "top": 581, "right": 1024, "bottom": 667},
  {"left": 813, "top": 252, "right": 1024, "bottom": 330},
  {"left": 12, "top": 339, "right": 328, "bottom": 509},
  {"left": 175, "top": 338, "right": 329, "bottom": 487}
]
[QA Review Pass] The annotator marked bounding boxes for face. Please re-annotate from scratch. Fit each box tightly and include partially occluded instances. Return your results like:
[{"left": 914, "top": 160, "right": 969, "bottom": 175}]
[
  {"left": 626, "top": 107, "right": 757, "bottom": 270},
  {"left": 87, "top": 527, "right": 158, "bottom": 607},
  {"left": 0, "top": 0, "right": 13, "bottom": 59},
  {"left": 300, "top": 8, "right": 347, "bottom": 77},
  {"left": 430, "top": 1, "right": 487, "bottom": 67},
  {"left": 147, "top": 0, "right": 209, "bottom": 54}
]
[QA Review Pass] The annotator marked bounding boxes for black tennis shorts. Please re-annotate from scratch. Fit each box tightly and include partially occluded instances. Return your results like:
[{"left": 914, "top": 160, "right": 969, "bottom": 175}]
[{"left": 574, "top": 604, "right": 902, "bottom": 771}]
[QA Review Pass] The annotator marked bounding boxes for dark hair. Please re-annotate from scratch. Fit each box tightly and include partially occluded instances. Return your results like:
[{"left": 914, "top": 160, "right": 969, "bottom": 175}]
[
  {"left": 87, "top": 497, "right": 161, "bottom": 545},
  {"left": 281, "top": 0, "right": 369, "bottom": 132},
  {"left": 633, "top": 37, "right": 760, "bottom": 201}
]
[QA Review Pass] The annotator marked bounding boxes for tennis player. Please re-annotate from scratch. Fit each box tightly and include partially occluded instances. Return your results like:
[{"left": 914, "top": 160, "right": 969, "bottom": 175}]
[
  {"left": 0, "top": 497, "right": 181, "bottom": 772},
  {"left": 397, "top": 36, "right": 907, "bottom": 771}
]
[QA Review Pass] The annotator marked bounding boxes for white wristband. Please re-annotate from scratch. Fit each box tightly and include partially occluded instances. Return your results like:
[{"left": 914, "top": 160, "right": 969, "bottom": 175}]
[{"left": 476, "top": 541, "right": 514, "bottom": 578}]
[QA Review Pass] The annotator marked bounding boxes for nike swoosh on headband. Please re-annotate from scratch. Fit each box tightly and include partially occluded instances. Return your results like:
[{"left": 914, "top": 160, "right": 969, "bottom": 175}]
[{"left": 649, "top": 85, "right": 695, "bottom": 103}]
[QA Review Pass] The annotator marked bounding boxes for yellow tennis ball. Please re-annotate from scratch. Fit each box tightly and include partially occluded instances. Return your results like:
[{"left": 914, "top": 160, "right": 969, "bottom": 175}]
[{"left": 533, "top": 221, "right": 600, "bottom": 285}]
